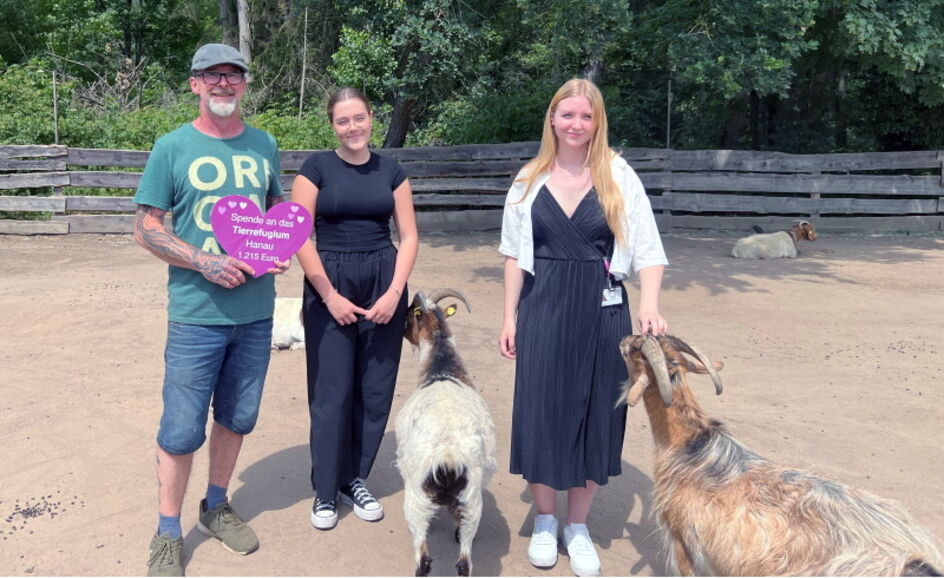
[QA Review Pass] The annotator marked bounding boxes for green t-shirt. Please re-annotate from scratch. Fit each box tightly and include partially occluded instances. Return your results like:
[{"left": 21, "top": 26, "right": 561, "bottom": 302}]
[{"left": 134, "top": 123, "right": 282, "bottom": 325}]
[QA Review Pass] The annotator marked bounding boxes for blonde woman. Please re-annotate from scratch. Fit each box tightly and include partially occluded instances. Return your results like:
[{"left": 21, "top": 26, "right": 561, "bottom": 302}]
[{"left": 498, "top": 79, "right": 668, "bottom": 577}]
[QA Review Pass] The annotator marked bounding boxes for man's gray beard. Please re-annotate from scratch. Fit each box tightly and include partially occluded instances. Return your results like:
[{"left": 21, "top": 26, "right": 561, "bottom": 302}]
[{"left": 208, "top": 99, "right": 238, "bottom": 117}]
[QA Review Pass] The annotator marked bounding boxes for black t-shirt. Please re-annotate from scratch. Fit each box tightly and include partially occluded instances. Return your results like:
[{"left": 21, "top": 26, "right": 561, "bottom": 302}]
[{"left": 298, "top": 151, "right": 407, "bottom": 251}]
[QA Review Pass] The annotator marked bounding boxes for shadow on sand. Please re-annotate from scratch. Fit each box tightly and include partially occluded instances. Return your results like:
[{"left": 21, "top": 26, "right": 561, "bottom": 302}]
[{"left": 514, "top": 460, "right": 668, "bottom": 576}]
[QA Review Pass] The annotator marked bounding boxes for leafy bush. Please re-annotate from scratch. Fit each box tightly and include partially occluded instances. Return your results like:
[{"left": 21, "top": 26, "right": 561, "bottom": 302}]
[
  {"left": 0, "top": 59, "right": 59, "bottom": 144},
  {"left": 413, "top": 84, "right": 550, "bottom": 145},
  {"left": 248, "top": 110, "right": 341, "bottom": 151}
]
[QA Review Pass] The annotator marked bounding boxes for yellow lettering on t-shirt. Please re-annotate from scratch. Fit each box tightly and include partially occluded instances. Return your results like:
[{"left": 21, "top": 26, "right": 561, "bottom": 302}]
[
  {"left": 233, "top": 155, "right": 261, "bottom": 189},
  {"left": 193, "top": 195, "right": 220, "bottom": 232},
  {"left": 201, "top": 237, "right": 221, "bottom": 254},
  {"left": 189, "top": 157, "right": 226, "bottom": 191}
]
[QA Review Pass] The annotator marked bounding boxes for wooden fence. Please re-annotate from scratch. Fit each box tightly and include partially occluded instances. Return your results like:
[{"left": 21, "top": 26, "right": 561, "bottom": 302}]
[{"left": 2, "top": 143, "right": 943, "bottom": 234}]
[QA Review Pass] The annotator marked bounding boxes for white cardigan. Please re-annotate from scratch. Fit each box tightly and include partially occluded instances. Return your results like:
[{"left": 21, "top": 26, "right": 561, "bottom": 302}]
[{"left": 499, "top": 154, "right": 668, "bottom": 280}]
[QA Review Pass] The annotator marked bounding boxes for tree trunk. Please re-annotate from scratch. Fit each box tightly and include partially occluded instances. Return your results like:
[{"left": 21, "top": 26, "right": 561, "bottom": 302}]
[
  {"left": 582, "top": 28, "right": 605, "bottom": 84},
  {"left": 748, "top": 89, "right": 760, "bottom": 149},
  {"left": 383, "top": 96, "right": 416, "bottom": 149},
  {"left": 835, "top": 68, "right": 847, "bottom": 149},
  {"left": 721, "top": 92, "right": 749, "bottom": 148},
  {"left": 583, "top": 55, "right": 603, "bottom": 85},
  {"left": 218, "top": 0, "right": 238, "bottom": 47},
  {"left": 237, "top": 0, "right": 252, "bottom": 64}
]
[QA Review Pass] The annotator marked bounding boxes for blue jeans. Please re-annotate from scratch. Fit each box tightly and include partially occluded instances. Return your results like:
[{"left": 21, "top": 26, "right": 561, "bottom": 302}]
[{"left": 157, "top": 318, "right": 273, "bottom": 455}]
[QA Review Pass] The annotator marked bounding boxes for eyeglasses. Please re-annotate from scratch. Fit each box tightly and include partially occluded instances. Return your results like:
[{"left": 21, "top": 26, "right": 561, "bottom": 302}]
[{"left": 196, "top": 71, "right": 246, "bottom": 85}]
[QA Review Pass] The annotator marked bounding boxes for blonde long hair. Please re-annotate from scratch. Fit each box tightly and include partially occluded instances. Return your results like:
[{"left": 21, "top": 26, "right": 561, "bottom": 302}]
[{"left": 516, "top": 78, "right": 625, "bottom": 245}]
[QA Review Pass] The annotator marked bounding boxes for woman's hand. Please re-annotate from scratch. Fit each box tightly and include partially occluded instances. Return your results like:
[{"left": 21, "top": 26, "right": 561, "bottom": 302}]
[
  {"left": 266, "top": 258, "right": 291, "bottom": 276},
  {"left": 364, "top": 289, "right": 401, "bottom": 325},
  {"left": 636, "top": 308, "right": 668, "bottom": 336},
  {"left": 499, "top": 319, "right": 517, "bottom": 359},
  {"left": 324, "top": 290, "right": 368, "bottom": 326}
]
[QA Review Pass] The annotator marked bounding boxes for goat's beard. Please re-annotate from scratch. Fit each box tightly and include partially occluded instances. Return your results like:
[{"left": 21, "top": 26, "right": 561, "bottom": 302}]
[{"left": 208, "top": 99, "right": 238, "bottom": 117}]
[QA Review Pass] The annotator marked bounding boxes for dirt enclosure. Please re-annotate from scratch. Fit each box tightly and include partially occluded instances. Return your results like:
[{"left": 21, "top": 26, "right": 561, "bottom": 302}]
[{"left": 0, "top": 230, "right": 942, "bottom": 576}]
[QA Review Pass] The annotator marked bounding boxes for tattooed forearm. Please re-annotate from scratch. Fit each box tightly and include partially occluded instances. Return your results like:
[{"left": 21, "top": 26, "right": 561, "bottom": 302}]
[
  {"left": 134, "top": 205, "right": 247, "bottom": 287},
  {"left": 135, "top": 205, "right": 205, "bottom": 270}
]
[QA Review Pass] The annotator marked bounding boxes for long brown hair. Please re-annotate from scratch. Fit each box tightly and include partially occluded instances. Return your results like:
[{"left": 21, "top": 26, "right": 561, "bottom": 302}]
[{"left": 517, "top": 79, "right": 625, "bottom": 244}]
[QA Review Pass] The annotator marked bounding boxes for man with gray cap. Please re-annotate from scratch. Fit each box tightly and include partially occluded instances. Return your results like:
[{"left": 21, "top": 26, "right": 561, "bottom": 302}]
[{"left": 134, "top": 43, "right": 287, "bottom": 576}]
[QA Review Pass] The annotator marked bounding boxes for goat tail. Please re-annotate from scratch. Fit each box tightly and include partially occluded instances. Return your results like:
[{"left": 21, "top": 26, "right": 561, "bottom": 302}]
[
  {"left": 904, "top": 558, "right": 943, "bottom": 577},
  {"left": 424, "top": 446, "right": 468, "bottom": 487},
  {"left": 421, "top": 458, "right": 470, "bottom": 508}
]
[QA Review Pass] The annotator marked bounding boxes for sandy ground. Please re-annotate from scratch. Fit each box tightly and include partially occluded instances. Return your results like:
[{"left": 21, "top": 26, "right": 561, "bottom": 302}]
[{"left": 0, "top": 230, "right": 942, "bottom": 577}]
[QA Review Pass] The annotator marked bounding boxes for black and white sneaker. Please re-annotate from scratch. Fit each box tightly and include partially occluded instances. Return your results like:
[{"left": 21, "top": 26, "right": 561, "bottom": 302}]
[
  {"left": 310, "top": 497, "right": 338, "bottom": 530},
  {"left": 339, "top": 478, "right": 384, "bottom": 521}
]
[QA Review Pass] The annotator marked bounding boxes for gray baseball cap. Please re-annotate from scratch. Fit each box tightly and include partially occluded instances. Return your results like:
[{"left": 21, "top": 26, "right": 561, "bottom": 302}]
[{"left": 191, "top": 43, "right": 249, "bottom": 73}]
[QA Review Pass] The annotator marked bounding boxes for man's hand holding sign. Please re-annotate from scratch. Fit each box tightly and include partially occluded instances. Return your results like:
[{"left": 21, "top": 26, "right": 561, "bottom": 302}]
[{"left": 210, "top": 195, "right": 313, "bottom": 284}]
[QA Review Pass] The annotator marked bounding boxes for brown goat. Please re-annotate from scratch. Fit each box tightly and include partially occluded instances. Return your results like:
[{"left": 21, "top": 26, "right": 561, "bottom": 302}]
[
  {"left": 731, "top": 220, "right": 817, "bottom": 259},
  {"left": 618, "top": 334, "right": 944, "bottom": 576}
]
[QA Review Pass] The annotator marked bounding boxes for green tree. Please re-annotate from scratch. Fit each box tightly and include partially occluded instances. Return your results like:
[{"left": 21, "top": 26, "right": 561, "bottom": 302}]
[
  {"left": 0, "top": 0, "right": 56, "bottom": 65},
  {"left": 631, "top": 0, "right": 818, "bottom": 148},
  {"left": 43, "top": 0, "right": 213, "bottom": 109},
  {"left": 330, "top": 0, "right": 486, "bottom": 147}
]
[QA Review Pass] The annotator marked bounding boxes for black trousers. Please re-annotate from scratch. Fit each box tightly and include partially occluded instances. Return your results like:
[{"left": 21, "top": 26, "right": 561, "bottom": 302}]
[{"left": 302, "top": 245, "right": 407, "bottom": 499}]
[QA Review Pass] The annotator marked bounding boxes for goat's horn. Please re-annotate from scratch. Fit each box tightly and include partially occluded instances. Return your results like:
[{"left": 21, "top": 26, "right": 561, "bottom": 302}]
[
  {"left": 410, "top": 291, "right": 429, "bottom": 312},
  {"left": 664, "top": 336, "right": 723, "bottom": 395},
  {"left": 624, "top": 374, "right": 650, "bottom": 407},
  {"left": 641, "top": 335, "right": 674, "bottom": 407},
  {"left": 427, "top": 288, "right": 471, "bottom": 313}
]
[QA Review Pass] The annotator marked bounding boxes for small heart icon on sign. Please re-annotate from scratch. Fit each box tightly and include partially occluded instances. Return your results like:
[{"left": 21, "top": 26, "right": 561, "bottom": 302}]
[{"left": 211, "top": 195, "right": 313, "bottom": 278}]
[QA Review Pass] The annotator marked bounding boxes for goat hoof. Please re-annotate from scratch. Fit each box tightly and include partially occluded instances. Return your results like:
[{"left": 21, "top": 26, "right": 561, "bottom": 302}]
[
  {"left": 416, "top": 554, "right": 433, "bottom": 577},
  {"left": 456, "top": 559, "right": 470, "bottom": 576}
]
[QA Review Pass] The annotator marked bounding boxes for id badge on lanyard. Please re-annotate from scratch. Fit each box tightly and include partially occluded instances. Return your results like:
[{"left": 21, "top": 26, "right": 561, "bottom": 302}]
[{"left": 602, "top": 259, "right": 623, "bottom": 307}]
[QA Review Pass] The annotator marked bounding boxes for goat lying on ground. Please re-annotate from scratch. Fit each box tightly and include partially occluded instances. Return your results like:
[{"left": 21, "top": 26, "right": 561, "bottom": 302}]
[
  {"left": 397, "top": 289, "right": 497, "bottom": 577},
  {"left": 731, "top": 219, "right": 817, "bottom": 259},
  {"left": 618, "top": 334, "right": 944, "bottom": 576},
  {"left": 271, "top": 297, "right": 305, "bottom": 350}
]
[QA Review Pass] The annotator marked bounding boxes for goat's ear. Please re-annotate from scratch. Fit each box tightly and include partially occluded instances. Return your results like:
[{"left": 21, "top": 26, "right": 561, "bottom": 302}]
[
  {"left": 445, "top": 303, "right": 458, "bottom": 317},
  {"left": 684, "top": 359, "right": 725, "bottom": 374}
]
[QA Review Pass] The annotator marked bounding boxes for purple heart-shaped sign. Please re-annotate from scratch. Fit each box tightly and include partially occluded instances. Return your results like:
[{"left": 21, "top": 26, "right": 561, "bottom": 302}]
[{"left": 211, "top": 195, "right": 313, "bottom": 278}]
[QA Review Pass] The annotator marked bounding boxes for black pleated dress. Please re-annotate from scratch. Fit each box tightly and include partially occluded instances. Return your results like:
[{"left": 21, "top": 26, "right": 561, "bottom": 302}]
[{"left": 510, "top": 186, "right": 632, "bottom": 490}]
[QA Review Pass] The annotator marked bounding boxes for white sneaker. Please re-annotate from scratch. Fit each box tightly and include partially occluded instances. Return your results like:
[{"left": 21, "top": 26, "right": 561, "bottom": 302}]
[
  {"left": 527, "top": 514, "right": 558, "bottom": 568},
  {"left": 339, "top": 478, "right": 384, "bottom": 521},
  {"left": 563, "top": 523, "right": 601, "bottom": 577},
  {"left": 310, "top": 498, "right": 338, "bottom": 530}
]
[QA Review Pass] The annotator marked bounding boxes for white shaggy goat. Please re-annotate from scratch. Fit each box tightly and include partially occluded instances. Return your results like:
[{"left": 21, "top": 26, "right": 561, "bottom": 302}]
[
  {"left": 397, "top": 289, "right": 497, "bottom": 577},
  {"left": 731, "top": 220, "right": 817, "bottom": 259},
  {"left": 618, "top": 333, "right": 944, "bottom": 576},
  {"left": 271, "top": 297, "right": 305, "bottom": 350}
]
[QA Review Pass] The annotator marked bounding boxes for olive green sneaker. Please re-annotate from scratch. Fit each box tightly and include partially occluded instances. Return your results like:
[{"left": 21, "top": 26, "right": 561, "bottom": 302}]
[
  {"left": 196, "top": 499, "right": 259, "bottom": 555},
  {"left": 147, "top": 532, "right": 184, "bottom": 577}
]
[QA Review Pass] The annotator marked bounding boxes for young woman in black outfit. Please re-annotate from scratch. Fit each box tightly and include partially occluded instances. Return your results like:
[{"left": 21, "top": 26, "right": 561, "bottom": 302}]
[{"left": 290, "top": 88, "right": 418, "bottom": 530}]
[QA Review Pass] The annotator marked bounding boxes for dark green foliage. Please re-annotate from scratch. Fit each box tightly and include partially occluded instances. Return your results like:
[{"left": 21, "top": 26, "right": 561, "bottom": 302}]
[
  {"left": 4, "top": 0, "right": 944, "bottom": 152},
  {"left": 411, "top": 85, "right": 550, "bottom": 145}
]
